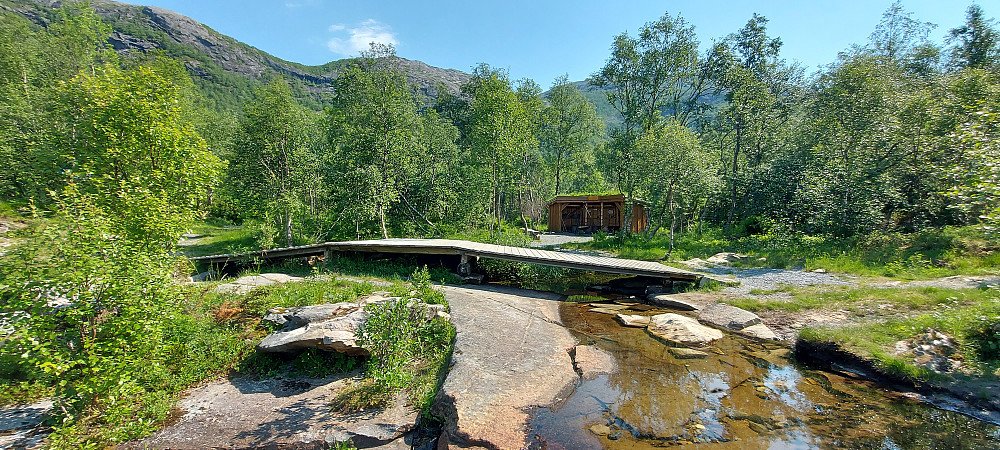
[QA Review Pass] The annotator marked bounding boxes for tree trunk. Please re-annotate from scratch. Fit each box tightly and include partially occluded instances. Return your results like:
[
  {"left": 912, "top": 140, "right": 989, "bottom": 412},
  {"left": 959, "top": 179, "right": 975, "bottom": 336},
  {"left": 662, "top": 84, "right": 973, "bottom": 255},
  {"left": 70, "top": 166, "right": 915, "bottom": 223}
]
[
  {"left": 284, "top": 209, "right": 293, "bottom": 247},
  {"left": 379, "top": 203, "right": 389, "bottom": 239}
]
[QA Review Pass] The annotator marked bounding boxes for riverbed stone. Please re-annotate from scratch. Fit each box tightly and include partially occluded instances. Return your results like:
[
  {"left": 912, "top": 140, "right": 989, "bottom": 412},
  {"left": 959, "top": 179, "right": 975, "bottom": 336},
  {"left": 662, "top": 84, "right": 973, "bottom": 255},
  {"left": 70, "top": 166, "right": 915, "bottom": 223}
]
[
  {"left": 740, "top": 324, "right": 778, "bottom": 340},
  {"left": 616, "top": 314, "right": 650, "bottom": 328},
  {"left": 590, "top": 307, "right": 625, "bottom": 315},
  {"left": 433, "top": 285, "right": 577, "bottom": 450},
  {"left": 589, "top": 424, "right": 611, "bottom": 436},
  {"left": 668, "top": 347, "right": 709, "bottom": 359},
  {"left": 572, "top": 345, "right": 617, "bottom": 380},
  {"left": 647, "top": 313, "right": 724, "bottom": 346},
  {"left": 698, "top": 303, "right": 761, "bottom": 330},
  {"left": 647, "top": 292, "right": 715, "bottom": 311}
]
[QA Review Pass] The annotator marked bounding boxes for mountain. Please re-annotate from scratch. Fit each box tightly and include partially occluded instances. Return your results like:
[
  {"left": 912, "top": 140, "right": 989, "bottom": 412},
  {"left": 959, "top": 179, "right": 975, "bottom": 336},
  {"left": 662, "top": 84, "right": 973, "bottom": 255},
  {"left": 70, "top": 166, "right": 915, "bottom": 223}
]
[{"left": 0, "top": 0, "right": 471, "bottom": 111}]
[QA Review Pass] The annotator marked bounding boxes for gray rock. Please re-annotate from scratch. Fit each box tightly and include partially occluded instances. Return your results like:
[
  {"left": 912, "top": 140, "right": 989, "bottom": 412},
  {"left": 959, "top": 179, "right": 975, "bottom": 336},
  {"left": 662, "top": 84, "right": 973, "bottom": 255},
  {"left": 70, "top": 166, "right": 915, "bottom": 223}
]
[
  {"left": 647, "top": 294, "right": 701, "bottom": 311},
  {"left": 134, "top": 375, "right": 417, "bottom": 448},
  {"left": 258, "top": 308, "right": 369, "bottom": 356},
  {"left": 0, "top": 399, "right": 52, "bottom": 449},
  {"left": 263, "top": 303, "right": 359, "bottom": 328},
  {"left": 647, "top": 313, "right": 724, "bottom": 346},
  {"left": 213, "top": 273, "right": 303, "bottom": 294},
  {"left": 698, "top": 303, "right": 761, "bottom": 330},
  {"left": 615, "top": 314, "right": 650, "bottom": 328},
  {"left": 433, "top": 285, "right": 577, "bottom": 449},
  {"left": 190, "top": 270, "right": 217, "bottom": 282},
  {"left": 706, "top": 252, "right": 748, "bottom": 265},
  {"left": 740, "top": 324, "right": 778, "bottom": 340}
]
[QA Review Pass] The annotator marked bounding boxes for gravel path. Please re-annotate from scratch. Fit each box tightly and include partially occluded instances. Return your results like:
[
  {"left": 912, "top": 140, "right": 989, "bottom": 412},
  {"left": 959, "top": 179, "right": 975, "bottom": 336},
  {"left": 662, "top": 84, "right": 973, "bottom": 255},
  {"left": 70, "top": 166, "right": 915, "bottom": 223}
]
[{"left": 530, "top": 232, "right": 593, "bottom": 248}]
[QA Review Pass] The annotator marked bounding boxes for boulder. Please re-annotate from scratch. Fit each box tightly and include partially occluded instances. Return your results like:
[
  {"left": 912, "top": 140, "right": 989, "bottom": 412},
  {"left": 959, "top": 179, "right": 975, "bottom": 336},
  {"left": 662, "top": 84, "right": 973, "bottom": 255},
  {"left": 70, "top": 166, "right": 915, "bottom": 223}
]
[
  {"left": 668, "top": 347, "right": 709, "bottom": 359},
  {"left": 698, "top": 303, "right": 761, "bottom": 330},
  {"left": 647, "top": 313, "right": 724, "bottom": 346},
  {"left": 615, "top": 314, "right": 650, "bottom": 328},
  {"left": 572, "top": 345, "right": 617, "bottom": 380},
  {"left": 740, "top": 324, "right": 778, "bottom": 340},
  {"left": 706, "top": 252, "right": 748, "bottom": 265},
  {"left": 263, "top": 303, "right": 359, "bottom": 328},
  {"left": 647, "top": 294, "right": 701, "bottom": 311},
  {"left": 258, "top": 308, "right": 369, "bottom": 356}
]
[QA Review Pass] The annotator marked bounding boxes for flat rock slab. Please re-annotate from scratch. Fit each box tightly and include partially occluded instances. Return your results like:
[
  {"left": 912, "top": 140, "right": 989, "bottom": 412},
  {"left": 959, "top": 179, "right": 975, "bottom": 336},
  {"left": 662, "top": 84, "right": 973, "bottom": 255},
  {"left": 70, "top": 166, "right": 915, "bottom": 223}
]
[
  {"left": 572, "top": 345, "right": 617, "bottom": 380},
  {"left": 698, "top": 303, "right": 761, "bottom": 330},
  {"left": 434, "top": 285, "right": 577, "bottom": 450},
  {"left": 668, "top": 347, "right": 709, "bottom": 359},
  {"left": 647, "top": 313, "right": 724, "bottom": 347},
  {"left": 133, "top": 374, "right": 416, "bottom": 449},
  {"left": 0, "top": 399, "right": 52, "bottom": 449},
  {"left": 740, "top": 323, "right": 778, "bottom": 340},
  {"left": 615, "top": 314, "right": 651, "bottom": 328},
  {"left": 647, "top": 292, "right": 716, "bottom": 311},
  {"left": 213, "top": 273, "right": 303, "bottom": 294},
  {"left": 258, "top": 308, "right": 369, "bottom": 355}
]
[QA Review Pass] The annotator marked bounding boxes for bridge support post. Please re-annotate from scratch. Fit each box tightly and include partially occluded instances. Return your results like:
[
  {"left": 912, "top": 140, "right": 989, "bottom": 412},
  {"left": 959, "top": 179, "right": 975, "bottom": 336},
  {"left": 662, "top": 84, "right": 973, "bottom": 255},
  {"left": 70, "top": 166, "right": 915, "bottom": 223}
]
[{"left": 457, "top": 253, "right": 477, "bottom": 277}]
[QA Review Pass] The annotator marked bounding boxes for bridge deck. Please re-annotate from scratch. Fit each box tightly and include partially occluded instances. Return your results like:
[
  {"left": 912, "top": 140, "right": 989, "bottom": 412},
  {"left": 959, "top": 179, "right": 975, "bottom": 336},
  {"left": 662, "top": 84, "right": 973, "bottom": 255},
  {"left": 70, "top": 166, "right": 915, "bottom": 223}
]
[{"left": 190, "top": 238, "right": 701, "bottom": 282}]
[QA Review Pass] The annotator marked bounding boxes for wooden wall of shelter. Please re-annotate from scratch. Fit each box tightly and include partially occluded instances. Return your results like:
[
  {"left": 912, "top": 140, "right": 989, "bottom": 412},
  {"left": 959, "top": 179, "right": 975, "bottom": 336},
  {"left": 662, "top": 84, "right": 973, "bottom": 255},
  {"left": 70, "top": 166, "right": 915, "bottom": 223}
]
[{"left": 547, "top": 195, "right": 647, "bottom": 233}]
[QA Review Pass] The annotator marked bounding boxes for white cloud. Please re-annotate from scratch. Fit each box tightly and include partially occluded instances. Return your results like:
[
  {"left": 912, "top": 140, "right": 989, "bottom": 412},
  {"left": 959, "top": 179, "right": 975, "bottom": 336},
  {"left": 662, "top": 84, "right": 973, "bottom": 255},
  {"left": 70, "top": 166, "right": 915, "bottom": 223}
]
[{"left": 326, "top": 19, "right": 397, "bottom": 56}]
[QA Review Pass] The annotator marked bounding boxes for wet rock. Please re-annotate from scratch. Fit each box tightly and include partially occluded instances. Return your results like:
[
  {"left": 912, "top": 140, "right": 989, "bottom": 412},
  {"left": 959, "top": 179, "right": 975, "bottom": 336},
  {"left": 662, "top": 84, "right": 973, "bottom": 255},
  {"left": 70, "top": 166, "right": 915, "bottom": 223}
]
[
  {"left": 647, "top": 313, "right": 724, "bottom": 346},
  {"left": 615, "top": 314, "right": 650, "bottom": 328},
  {"left": 698, "top": 303, "right": 761, "bottom": 330},
  {"left": 589, "top": 424, "right": 611, "bottom": 436},
  {"left": 608, "top": 430, "right": 623, "bottom": 440},
  {"left": 740, "top": 324, "right": 778, "bottom": 340},
  {"left": 668, "top": 347, "right": 709, "bottom": 359},
  {"left": 589, "top": 307, "right": 626, "bottom": 315},
  {"left": 213, "top": 273, "right": 303, "bottom": 294},
  {"left": 572, "top": 345, "right": 617, "bottom": 380}
]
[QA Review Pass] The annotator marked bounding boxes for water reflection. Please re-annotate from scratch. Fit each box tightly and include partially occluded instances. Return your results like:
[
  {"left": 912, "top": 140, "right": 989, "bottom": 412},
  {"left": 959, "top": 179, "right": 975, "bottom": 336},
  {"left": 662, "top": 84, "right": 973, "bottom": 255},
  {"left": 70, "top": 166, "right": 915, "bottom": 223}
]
[{"left": 529, "top": 302, "right": 1000, "bottom": 449}]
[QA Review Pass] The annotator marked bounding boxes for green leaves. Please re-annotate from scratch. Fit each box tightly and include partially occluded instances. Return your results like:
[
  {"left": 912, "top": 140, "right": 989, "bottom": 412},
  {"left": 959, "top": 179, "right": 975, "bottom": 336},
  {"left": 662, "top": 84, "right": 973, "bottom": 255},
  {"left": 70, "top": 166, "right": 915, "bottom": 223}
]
[{"left": 59, "top": 63, "right": 223, "bottom": 247}]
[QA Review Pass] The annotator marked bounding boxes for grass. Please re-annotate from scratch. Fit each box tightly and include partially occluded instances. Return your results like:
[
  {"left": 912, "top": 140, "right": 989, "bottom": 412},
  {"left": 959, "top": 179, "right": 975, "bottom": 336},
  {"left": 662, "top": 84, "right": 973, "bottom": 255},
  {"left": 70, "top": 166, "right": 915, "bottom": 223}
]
[
  {"left": 180, "top": 220, "right": 258, "bottom": 258},
  {"left": 571, "top": 226, "right": 1000, "bottom": 280},
  {"left": 0, "top": 263, "right": 453, "bottom": 447},
  {"left": 798, "top": 286, "right": 1000, "bottom": 383},
  {"left": 726, "top": 285, "right": 997, "bottom": 313}
]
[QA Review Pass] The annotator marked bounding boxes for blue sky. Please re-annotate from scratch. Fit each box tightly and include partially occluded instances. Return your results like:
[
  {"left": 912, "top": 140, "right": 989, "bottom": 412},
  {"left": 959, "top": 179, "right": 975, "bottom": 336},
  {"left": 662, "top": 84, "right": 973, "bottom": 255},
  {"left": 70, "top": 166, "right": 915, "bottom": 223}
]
[{"left": 127, "top": 0, "right": 995, "bottom": 87}]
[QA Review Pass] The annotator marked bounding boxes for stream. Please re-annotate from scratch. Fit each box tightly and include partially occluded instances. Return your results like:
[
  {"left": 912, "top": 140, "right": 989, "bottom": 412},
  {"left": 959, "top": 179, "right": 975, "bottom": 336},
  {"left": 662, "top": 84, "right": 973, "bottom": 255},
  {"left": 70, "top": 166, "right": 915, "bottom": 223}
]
[{"left": 528, "top": 301, "right": 1000, "bottom": 449}]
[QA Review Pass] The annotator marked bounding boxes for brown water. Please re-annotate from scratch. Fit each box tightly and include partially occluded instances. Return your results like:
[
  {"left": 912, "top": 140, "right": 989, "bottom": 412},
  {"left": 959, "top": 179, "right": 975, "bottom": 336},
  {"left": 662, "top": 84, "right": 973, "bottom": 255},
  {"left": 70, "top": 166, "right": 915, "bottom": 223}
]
[{"left": 528, "top": 302, "right": 1000, "bottom": 449}]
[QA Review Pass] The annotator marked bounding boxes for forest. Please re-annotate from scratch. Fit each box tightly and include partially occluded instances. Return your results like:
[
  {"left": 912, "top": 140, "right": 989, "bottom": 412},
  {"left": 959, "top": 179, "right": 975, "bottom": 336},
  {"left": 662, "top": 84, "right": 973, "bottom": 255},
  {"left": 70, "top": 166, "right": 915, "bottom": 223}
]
[
  {"left": 1, "top": 3, "right": 999, "bottom": 249},
  {"left": 2, "top": 0, "right": 1000, "bottom": 446}
]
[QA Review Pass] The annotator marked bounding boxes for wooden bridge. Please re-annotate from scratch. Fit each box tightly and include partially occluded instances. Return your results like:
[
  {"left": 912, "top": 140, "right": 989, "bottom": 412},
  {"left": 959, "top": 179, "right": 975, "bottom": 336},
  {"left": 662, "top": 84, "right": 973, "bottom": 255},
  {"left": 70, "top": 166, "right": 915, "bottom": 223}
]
[{"left": 190, "top": 238, "right": 702, "bottom": 282}]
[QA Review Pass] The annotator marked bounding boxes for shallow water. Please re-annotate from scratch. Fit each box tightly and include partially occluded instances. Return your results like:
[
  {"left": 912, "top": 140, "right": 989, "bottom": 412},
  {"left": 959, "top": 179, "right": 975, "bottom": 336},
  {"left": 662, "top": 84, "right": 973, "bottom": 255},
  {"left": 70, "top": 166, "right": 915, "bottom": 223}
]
[{"left": 528, "top": 302, "right": 1000, "bottom": 449}]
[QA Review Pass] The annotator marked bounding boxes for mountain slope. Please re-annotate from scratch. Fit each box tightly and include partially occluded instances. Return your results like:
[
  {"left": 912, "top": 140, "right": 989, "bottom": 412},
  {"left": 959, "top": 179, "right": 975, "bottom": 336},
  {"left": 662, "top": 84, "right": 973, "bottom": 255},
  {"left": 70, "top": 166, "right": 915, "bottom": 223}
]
[{"left": 0, "top": 0, "right": 471, "bottom": 111}]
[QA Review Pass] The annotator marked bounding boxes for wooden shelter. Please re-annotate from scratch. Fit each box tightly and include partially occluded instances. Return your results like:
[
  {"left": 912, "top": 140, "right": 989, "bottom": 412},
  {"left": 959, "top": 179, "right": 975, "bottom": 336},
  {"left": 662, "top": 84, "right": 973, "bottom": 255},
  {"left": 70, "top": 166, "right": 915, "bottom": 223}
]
[{"left": 546, "top": 194, "right": 647, "bottom": 234}]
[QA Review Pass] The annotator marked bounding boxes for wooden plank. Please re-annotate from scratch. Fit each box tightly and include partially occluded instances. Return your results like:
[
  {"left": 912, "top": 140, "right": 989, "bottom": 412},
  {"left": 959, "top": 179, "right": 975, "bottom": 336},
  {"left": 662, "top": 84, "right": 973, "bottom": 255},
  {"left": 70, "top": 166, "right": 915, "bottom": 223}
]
[{"left": 191, "top": 238, "right": 701, "bottom": 282}]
